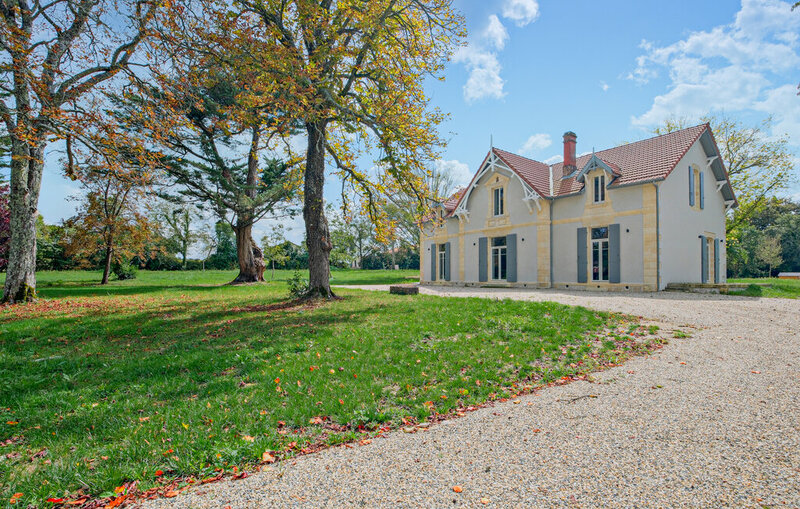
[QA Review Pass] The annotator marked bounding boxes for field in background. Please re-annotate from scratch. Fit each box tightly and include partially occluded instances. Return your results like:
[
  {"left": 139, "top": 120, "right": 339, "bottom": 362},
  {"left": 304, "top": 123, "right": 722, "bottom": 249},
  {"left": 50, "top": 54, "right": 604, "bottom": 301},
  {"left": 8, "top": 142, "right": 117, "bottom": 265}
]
[{"left": 728, "top": 277, "right": 800, "bottom": 299}]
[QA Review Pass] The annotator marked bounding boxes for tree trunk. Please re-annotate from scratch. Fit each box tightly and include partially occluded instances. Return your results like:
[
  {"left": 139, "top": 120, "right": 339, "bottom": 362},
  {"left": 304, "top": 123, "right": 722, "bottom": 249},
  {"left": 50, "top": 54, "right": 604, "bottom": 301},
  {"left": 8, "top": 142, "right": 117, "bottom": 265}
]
[
  {"left": 232, "top": 223, "right": 260, "bottom": 283},
  {"left": 304, "top": 121, "right": 334, "bottom": 298},
  {"left": 2, "top": 142, "right": 44, "bottom": 303},
  {"left": 101, "top": 244, "right": 113, "bottom": 285}
]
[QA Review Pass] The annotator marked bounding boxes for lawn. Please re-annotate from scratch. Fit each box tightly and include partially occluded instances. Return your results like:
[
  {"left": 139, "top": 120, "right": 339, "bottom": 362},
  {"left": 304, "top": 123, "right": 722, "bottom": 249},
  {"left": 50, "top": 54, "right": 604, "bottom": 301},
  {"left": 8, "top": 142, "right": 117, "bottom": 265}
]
[
  {"left": 0, "top": 271, "right": 659, "bottom": 507},
  {"left": 728, "top": 277, "right": 800, "bottom": 299}
]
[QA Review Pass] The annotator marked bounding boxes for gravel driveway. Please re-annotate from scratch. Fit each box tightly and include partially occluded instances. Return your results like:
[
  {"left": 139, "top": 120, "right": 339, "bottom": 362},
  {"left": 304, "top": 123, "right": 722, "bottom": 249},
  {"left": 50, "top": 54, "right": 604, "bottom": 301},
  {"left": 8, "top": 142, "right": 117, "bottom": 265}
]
[{"left": 139, "top": 287, "right": 800, "bottom": 509}]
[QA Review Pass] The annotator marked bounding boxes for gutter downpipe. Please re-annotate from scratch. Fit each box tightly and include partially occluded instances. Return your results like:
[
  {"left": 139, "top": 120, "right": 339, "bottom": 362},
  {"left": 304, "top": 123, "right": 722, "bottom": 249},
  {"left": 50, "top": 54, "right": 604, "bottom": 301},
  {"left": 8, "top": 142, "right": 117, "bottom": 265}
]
[
  {"left": 549, "top": 199, "right": 554, "bottom": 288},
  {"left": 654, "top": 182, "right": 661, "bottom": 291}
]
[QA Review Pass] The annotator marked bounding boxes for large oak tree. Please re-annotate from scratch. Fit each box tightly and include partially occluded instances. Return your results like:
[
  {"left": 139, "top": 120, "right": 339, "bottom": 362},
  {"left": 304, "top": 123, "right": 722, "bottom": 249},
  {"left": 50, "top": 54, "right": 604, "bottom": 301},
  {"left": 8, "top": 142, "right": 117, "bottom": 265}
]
[
  {"left": 0, "top": 0, "right": 156, "bottom": 302},
  {"left": 216, "top": 0, "right": 465, "bottom": 297}
]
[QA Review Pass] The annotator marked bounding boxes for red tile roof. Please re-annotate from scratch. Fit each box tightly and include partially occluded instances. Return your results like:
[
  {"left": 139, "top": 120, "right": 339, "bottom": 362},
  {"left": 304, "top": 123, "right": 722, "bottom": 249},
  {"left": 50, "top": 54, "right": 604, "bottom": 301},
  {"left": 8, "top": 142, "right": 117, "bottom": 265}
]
[{"left": 446, "top": 124, "right": 716, "bottom": 213}]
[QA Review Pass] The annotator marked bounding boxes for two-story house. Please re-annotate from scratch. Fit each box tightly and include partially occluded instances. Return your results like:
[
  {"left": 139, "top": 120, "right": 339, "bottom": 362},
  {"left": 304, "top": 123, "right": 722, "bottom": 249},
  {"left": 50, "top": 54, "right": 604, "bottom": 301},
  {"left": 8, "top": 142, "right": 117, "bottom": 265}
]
[{"left": 420, "top": 124, "right": 737, "bottom": 291}]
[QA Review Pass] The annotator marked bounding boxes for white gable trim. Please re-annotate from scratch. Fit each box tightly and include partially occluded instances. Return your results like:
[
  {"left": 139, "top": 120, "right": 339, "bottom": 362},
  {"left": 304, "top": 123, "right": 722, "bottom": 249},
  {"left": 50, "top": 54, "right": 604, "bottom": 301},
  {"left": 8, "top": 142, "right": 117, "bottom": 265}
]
[
  {"left": 454, "top": 150, "right": 543, "bottom": 222},
  {"left": 574, "top": 154, "right": 619, "bottom": 183}
]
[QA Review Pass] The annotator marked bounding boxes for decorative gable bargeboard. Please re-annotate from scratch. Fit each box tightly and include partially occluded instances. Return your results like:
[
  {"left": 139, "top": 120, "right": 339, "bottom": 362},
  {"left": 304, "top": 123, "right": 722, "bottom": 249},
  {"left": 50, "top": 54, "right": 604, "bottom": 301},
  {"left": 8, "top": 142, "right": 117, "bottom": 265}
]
[{"left": 420, "top": 124, "right": 737, "bottom": 291}]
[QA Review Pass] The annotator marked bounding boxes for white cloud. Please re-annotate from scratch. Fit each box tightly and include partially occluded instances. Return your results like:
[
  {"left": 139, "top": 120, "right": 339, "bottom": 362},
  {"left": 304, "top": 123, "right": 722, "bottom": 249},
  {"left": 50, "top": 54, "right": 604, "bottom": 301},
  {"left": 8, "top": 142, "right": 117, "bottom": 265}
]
[
  {"left": 543, "top": 154, "right": 562, "bottom": 165},
  {"left": 484, "top": 14, "right": 509, "bottom": 50},
  {"left": 519, "top": 133, "right": 552, "bottom": 154},
  {"left": 600, "top": 81, "right": 610, "bottom": 92},
  {"left": 436, "top": 158, "right": 473, "bottom": 187},
  {"left": 501, "top": 0, "right": 540, "bottom": 27},
  {"left": 630, "top": 0, "right": 800, "bottom": 134},
  {"left": 453, "top": 44, "right": 505, "bottom": 103}
]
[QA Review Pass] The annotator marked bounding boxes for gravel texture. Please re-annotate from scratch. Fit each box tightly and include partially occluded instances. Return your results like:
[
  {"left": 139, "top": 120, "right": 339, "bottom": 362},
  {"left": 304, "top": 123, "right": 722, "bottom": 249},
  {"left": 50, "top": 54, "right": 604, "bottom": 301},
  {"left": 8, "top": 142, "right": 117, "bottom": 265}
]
[{"left": 138, "top": 287, "right": 800, "bottom": 509}]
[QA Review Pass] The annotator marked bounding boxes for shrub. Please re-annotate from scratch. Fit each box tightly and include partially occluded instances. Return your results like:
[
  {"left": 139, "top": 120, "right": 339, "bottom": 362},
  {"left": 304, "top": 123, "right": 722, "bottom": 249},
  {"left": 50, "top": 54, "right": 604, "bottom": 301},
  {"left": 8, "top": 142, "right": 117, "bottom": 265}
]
[
  {"left": 112, "top": 261, "right": 138, "bottom": 280},
  {"left": 286, "top": 270, "right": 308, "bottom": 299}
]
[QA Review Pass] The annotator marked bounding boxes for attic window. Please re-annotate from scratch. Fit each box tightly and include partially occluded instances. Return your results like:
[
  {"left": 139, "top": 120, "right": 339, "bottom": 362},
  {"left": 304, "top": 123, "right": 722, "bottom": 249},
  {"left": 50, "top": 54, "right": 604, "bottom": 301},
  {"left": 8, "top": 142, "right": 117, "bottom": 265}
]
[
  {"left": 593, "top": 175, "right": 606, "bottom": 203},
  {"left": 493, "top": 187, "right": 504, "bottom": 216}
]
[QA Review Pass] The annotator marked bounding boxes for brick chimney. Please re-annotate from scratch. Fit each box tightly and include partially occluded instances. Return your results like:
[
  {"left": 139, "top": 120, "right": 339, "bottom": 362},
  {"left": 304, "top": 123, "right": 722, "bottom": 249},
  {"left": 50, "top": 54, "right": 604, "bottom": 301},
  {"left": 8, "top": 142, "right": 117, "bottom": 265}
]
[{"left": 563, "top": 131, "right": 577, "bottom": 176}]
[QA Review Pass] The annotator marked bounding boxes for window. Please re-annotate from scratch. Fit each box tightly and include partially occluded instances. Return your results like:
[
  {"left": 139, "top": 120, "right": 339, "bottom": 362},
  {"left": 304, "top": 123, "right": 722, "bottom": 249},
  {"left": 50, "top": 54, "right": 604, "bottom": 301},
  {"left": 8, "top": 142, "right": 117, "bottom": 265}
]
[
  {"left": 591, "top": 227, "right": 609, "bottom": 282},
  {"left": 491, "top": 236, "right": 507, "bottom": 280},
  {"left": 438, "top": 244, "right": 447, "bottom": 280},
  {"left": 593, "top": 175, "right": 605, "bottom": 203},
  {"left": 493, "top": 187, "right": 504, "bottom": 216}
]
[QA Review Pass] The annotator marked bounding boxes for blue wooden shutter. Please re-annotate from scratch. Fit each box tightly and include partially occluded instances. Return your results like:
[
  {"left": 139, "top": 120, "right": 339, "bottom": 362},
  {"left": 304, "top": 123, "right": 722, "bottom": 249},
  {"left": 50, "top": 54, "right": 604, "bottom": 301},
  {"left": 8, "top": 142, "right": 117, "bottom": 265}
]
[
  {"left": 577, "top": 228, "right": 588, "bottom": 283},
  {"left": 430, "top": 244, "right": 437, "bottom": 281},
  {"left": 699, "top": 171, "right": 705, "bottom": 209},
  {"left": 689, "top": 167, "right": 695, "bottom": 207},
  {"left": 506, "top": 234, "right": 517, "bottom": 283},
  {"left": 713, "top": 238, "right": 720, "bottom": 283},
  {"left": 700, "top": 236, "right": 708, "bottom": 283},
  {"left": 478, "top": 237, "right": 488, "bottom": 282},
  {"left": 444, "top": 242, "right": 451, "bottom": 281},
  {"left": 609, "top": 224, "right": 621, "bottom": 283}
]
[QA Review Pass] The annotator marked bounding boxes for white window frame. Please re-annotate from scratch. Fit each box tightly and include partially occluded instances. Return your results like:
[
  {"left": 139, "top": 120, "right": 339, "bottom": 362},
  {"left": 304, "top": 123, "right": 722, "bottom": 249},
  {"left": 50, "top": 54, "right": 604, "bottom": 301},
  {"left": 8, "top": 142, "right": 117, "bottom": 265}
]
[
  {"left": 493, "top": 187, "right": 504, "bottom": 216},
  {"left": 491, "top": 236, "right": 507, "bottom": 281},
  {"left": 591, "top": 227, "right": 609, "bottom": 282},
  {"left": 438, "top": 244, "right": 447, "bottom": 280},
  {"left": 593, "top": 175, "right": 606, "bottom": 203}
]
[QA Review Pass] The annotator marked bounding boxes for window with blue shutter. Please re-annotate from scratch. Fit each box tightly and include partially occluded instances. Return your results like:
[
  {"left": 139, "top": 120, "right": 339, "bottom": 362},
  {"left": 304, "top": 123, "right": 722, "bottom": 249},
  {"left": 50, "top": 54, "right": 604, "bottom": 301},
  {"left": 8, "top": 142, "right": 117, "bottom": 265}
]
[
  {"left": 430, "top": 244, "right": 437, "bottom": 281},
  {"left": 608, "top": 224, "right": 621, "bottom": 283},
  {"left": 577, "top": 228, "right": 588, "bottom": 283},
  {"left": 478, "top": 237, "right": 488, "bottom": 282},
  {"left": 699, "top": 171, "right": 705, "bottom": 209},
  {"left": 506, "top": 234, "right": 517, "bottom": 283},
  {"left": 689, "top": 166, "right": 695, "bottom": 207}
]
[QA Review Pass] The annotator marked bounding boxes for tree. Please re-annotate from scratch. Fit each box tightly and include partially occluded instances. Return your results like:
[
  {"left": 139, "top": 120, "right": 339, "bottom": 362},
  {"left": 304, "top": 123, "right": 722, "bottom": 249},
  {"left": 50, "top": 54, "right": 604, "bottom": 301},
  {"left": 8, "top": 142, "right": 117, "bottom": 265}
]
[
  {"left": 329, "top": 207, "right": 375, "bottom": 269},
  {"left": 118, "top": 65, "right": 300, "bottom": 283},
  {"left": 0, "top": 0, "right": 156, "bottom": 302},
  {"left": 261, "top": 224, "right": 289, "bottom": 280},
  {"left": 0, "top": 183, "right": 8, "bottom": 270},
  {"left": 211, "top": 0, "right": 465, "bottom": 297},
  {"left": 155, "top": 202, "right": 202, "bottom": 268},
  {"left": 654, "top": 115, "right": 795, "bottom": 233},
  {"left": 63, "top": 162, "right": 154, "bottom": 284},
  {"left": 206, "top": 221, "right": 238, "bottom": 270},
  {"left": 382, "top": 163, "right": 458, "bottom": 252},
  {"left": 756, "top": 234, "right": 783, "bottom": 277}
]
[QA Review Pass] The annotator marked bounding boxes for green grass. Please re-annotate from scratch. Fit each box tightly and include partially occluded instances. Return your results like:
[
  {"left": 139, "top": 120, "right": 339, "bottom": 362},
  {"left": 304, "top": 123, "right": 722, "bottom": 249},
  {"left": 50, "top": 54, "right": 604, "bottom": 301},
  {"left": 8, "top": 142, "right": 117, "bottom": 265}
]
[
  {"left": 728, "top": 278, "right": 800, "bottom": 299},
  {"left": 0, "top": 270, "right": 657, "bottom": 506}
]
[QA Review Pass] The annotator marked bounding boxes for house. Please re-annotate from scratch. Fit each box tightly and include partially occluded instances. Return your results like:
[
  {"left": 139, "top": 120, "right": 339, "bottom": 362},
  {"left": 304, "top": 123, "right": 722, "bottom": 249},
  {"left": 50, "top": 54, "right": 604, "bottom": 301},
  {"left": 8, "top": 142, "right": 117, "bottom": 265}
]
[{"left": 420, "top": 124, "right": 737, "bottom": 291}]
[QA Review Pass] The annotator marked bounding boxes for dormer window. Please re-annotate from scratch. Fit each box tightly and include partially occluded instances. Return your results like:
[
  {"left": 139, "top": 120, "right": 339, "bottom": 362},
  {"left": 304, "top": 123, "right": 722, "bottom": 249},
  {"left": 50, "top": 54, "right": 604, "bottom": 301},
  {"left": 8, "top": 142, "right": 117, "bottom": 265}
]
[
  {"left": 493, "top": 187, "right": 504, "bottom": 216},
  {"left": 593, "top": 175, "right": 606, "bottom": 203}
]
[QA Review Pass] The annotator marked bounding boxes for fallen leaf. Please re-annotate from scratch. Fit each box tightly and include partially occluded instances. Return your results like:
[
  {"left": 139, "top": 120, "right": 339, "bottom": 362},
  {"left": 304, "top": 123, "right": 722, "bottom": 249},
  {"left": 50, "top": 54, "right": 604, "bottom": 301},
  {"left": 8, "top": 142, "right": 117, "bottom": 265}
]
[
  {"left": 532, "top": 429, "right": 542, "bottom": 433},
  {"left": 66, "top": 497, "right": 88, "bottom": 506},
  {"left": 242, "top": 435, "right": 255, "bottom": 442},
  {"left": 155, "top": 469, "right": 164, "bottom": 477},
  {"left": 164, "top": 491, "right": 178, "bottom": 498},
  {"left": 261, "top": 451, "right": 276, "bottom": 463},
  {"left": 114, "top": 486, "right": 126, "bottom": 494},
  {"left": 6, "top": 421, "right": 18, "bottom": 425},
  {"left": 107, "top": 494, "right": 128, "bottom": 508},
  {"left": 46, "top": 498, "right": 65, "bottom": 503},
  {"left": 453, "top": 486, "right": 463, "bottom": 493},
  {"left": 9, "top": 493, "right": 23, "bottom": 505},
  {"left": 751, "top": 370, "right": 761, "bottom": 374},
  {"left": 481, "top": 498, "right": 490, "bottom": 505}
]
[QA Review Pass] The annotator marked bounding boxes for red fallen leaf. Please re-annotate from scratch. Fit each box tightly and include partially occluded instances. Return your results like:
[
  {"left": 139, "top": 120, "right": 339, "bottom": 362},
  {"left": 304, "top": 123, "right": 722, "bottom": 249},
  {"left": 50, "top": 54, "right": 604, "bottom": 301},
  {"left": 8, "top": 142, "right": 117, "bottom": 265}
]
[
  {"left": 9, "top": 493, "right": 23, "bottom": 504},
  {"left": 66, "top": 497, "right": 88, "bottom": 506},
  {"left": 107, "top": 494, "right": 128, "bottom": 508},
  {"left": 277, "top": 421, "right": 286, "bottom": 427},
  {"left": 162, "top": 449, "right": 174, "bottom": 455},
  {"left": 261, "top": 451, "right": 276, "bottom": 463},
  {"left": 46, "top": 498, "right": 65, "bottom": 503},
  {"left": 309, "top": 416, "right": 324, "bottom": 425},
  {"left": 6, "top": 421, "right": 18, "bottom": 425},
  {"left": 233, "top": 471, "right": 248, "bottom": 480},
  {"left": 751, "top": 370, "right": 761, "bottom": 374},
  {"left": 338, "top": 399, "right": 344, "bottom": 405},
  {"left": 532, "top": 429, "right": 542, "bottom": 433},
  {"left": 155, "top": 470, "right": 164, "bottom": 477},
  {"left": 287, "top": 441, "right": 297, "bottom": 449},
  {"left": 453, "top": 486, "right": 463, "bottom": 493},
  {"left": 359, "top": 439, "right": 372, "bottom": 446},
  {"left": 164, "top": 491, "right": 178, "bottom": 498},
  {"left": 201, "top": 474, "right": 223, "bottom": 484}
]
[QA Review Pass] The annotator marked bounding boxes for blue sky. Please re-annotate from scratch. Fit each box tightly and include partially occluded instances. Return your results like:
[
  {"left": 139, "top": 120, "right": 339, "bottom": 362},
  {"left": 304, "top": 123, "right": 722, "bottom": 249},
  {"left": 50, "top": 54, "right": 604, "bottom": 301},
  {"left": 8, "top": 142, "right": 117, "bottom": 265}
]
[{"left": 23, "top": 0, "right": 800, "bottom": 244}]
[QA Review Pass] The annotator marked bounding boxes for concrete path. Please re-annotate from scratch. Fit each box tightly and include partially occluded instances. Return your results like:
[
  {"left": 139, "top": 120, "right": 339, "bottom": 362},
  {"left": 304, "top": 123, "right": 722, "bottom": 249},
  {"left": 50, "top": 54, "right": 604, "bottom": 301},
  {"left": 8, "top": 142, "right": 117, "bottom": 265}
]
[{"left": 140, "top": 287, "right": 800, "bottom": 508}]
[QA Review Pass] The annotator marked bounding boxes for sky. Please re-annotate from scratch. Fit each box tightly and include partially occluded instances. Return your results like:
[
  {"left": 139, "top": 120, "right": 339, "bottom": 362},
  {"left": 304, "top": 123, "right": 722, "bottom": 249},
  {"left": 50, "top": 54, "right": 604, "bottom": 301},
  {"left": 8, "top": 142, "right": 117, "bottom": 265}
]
[{"left": 21, "top": 0, "right": 800, "bottom": 245}]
